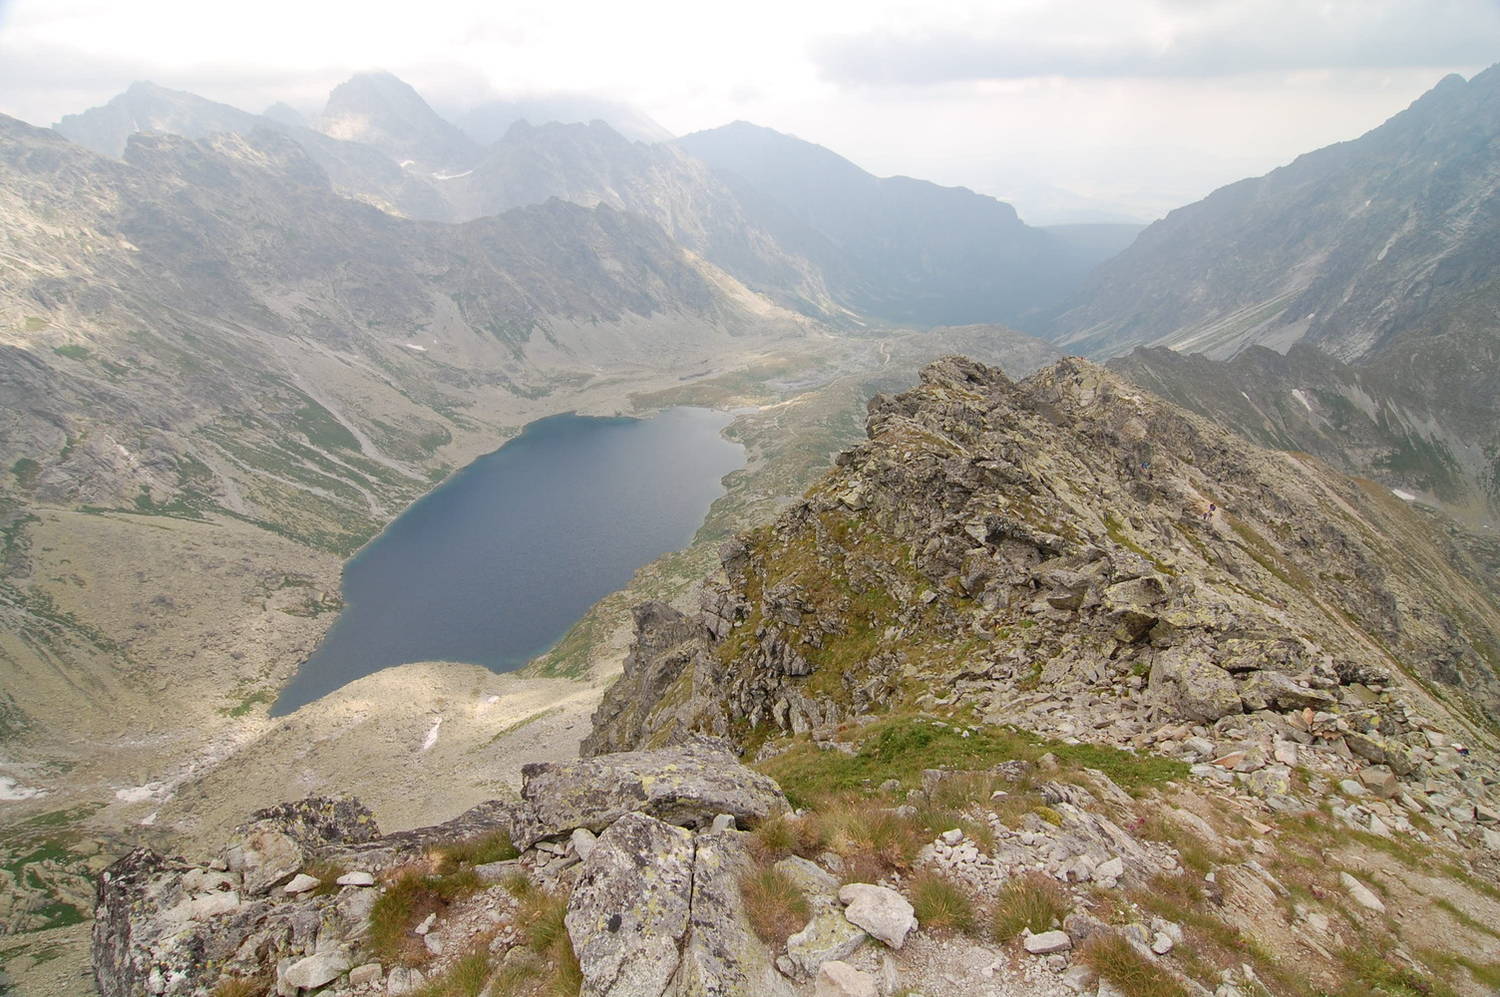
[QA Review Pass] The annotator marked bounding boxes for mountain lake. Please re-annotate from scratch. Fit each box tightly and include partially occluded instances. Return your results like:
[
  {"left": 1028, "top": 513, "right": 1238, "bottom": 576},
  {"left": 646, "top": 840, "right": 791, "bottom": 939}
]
[{"left": 271, "top": 407, "right": 744, "bottom": 714}]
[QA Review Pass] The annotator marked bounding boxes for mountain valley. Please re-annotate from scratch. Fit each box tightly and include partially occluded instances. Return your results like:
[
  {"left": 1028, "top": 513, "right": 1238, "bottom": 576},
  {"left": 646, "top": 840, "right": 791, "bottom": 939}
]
[{"left": 0, "top": 53, "right": 1497, "bottom": 997}]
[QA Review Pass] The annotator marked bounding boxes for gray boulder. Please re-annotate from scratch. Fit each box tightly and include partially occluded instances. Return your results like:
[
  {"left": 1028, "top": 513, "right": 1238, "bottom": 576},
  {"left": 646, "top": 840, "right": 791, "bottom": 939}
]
[
  {"left": 837, "top": 883, "right": 916, "bottom": 949},
  {"left": 520, "top": 738, "right": 788, "bottom": 848},
  {"left": 667, "top": 829, "right": 794, "bottom": 997},
  {"left": 566, "top": 813, "right": 695, "bottom": 997},
  {"left": 1149, "top": 645, "right": 1243, "bottom": 723}
]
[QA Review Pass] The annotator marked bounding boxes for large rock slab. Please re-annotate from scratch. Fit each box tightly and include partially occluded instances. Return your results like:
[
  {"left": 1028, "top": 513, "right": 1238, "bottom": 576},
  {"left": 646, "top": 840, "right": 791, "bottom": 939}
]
[
  {"left": 1149, "top": 645, "right": 1243, "bottom": 723},
  {"left": 836, "top": 883, "right": 916, "bottom": 949},
  {"left": 520, "top": 738, "right": 788, "bottom": 847},
  {"left": 784, "top": 900, "right": 867, "bottom": 978},
  {"left": 222, "top": 796, "right": 379, "bottom": 895},
  {"left": 667, "top": 829, "right": 794, "bottom": 997},
  {"left": 566, "top": 813, "right": 695, "bottom": 997}
]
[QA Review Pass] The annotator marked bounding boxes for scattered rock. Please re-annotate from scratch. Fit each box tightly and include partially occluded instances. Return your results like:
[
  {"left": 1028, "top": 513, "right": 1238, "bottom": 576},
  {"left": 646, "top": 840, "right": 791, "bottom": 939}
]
[
  {"left": 814, "top": 960, "right": 878, "bottom": 997},
  {"left": 1339, "top": 872, "right": 1386, "bottom": 914},
  {"left": 520, "top": 738, "right": 789, "bottom": 847},
  {"left": 837, "top": 883, "right": 917, "bottom": 949},
  {"left": 349, "top": 963, "right": 382, "bottom": 987},
  {"left": 282, "top": 873, "right": 319, "bottom": 895},
  {"left": 336, "top": 871, "right": 375, "bottom": 887},
  {"left": 283, "top": 952, "right": 349, "bottom": 990},
  {"left": 1023, "top": 930, "right": 1073, "bottom": 954},
  {"left": 785, "top": 903, "right": 867, "bottom": 978}
]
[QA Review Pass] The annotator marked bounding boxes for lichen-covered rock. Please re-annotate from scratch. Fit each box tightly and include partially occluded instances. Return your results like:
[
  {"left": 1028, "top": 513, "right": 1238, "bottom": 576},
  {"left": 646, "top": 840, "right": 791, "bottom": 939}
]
[
  {"left": 582, "top": 602, "right": 712, "bottom": 757},
  {"left": 784, "top": 900, "right": 868, "bottom": 978},
  {"left": 93, "top": 849, "right": 193, "bottom": 997},
  {"left": 667, "top": 828, "right": 794, "bottom": 996},
  {"left": 519, "top": 738, "right": 788, "bottom": 848},
  {"left": 222, "top": 796, "right": 379, "bottom": 896},
  {"left": 1238, "top": 671, "right": 1337, "bottom": 712},
  {"left": 566, "top": 812, "right": 695, "bottom": 997},
  {"left": 1150, "top": 645, "right": 1243, "bottom": 723}
]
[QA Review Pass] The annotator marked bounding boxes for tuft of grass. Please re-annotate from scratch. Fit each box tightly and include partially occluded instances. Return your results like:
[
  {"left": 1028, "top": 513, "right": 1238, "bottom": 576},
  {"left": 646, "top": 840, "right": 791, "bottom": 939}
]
[
  {"left": 740, "top": 864, "right": 811, "bottom": 946},
  {"left": 434, "top": 831, "right": 518, "bottom": 873},
  {"left": 211, "top": 978, "right": 267, "bottom": 997},
  {"left": 500, "top": 876, "right": 581, "bottom": 996},
  {"left": 756, "top": 715, "right": 1184, "bottom": 810},
  {"left": 749, "top": 812, "right": 824, "bottom": 863},
  {"left": 811, "top": 796, "right": 921, "bottom": 879},
  {"left": 991, "top": 872, "right": 1071, "bottom": 941},
  {"left": 907, "top": 870, "right": 975, "bottom": 934},
  {"left": 1081, "top": 933, "right": 1191, "bottom": 997},
  {"left": 369, "top": 867, "right": 483, "bottom": 966},
  {"left": 301, "top": 860, "right": 348, "bottom": 898},
  {"left": 1332, "top": 946, "right": 1457, "bottom": 997},
  {"left": 415, "top": 949, "right": 493, "bottom": 997}
]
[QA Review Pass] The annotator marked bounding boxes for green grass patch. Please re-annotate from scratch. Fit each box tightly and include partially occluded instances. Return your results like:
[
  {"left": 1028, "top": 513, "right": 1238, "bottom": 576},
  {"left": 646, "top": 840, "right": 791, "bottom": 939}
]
[
  {"left": 1082, "top": 933, "right": 1191, "bottom": 997},
  {"left": 908, "top": 870, "right": 976, "bottom": 933},
  {"left": 369, "top": 867, "right": 483, "bottom": 966},
  {"left": 434, "top": 831, "right": 518, "bottom": 872},
  {"left": 10, "top": 459, "right": 40, "bottom": 489},
  {"left": 740, "top": 864, "right": 811, "bottom": 946},
  {"left": 755, "top": 714, "right": 1184, "bottom": 808},
  {"left": 51, "top": 344, "right": 89, "bottom": 361},
  {"left": 991, "top": 871, "right": 1071, "bottom": 940}
]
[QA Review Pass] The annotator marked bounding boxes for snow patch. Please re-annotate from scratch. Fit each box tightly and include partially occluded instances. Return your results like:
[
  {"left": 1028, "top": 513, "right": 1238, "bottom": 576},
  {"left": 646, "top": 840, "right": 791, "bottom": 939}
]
[
  {"left": 403, "top": 343, "right": 427, "bottom": 352},
  {"left": 0, "top": 776, "right": 46, "bottom": 801},
  {"left": 433, "top": 169, "right": 473, "bottom": 180},
  {"left": 486, "top": 695, "right": 500, "bottom": 704},
  {"left": 421, "top": 717, "right": 442, "bottom": 752},
  {"left": 1290, "top": 389, "right": 1314, "bottom": 414},
  {"left": 115, "top": 784, "right": 160, "bottom": 804},
  {"left": 1392, "top": 488, "right": 1417, "bottom": 502}
]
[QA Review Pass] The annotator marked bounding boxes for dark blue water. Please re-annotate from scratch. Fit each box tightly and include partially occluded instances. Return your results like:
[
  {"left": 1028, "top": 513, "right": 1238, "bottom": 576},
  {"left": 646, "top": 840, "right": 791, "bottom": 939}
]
[{"left": 271, "top": 408, "right": 743, "bottom": 714}]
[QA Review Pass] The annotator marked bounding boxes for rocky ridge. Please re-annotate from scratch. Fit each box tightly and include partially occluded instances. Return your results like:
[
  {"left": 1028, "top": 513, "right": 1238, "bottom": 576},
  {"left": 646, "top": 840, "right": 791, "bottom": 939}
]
[
  {"left": 591, "top": 356, "right": 1500, "bottom": 772},
  {"left": 89, "top": 358, "right": 1500, "bottom": 996}
]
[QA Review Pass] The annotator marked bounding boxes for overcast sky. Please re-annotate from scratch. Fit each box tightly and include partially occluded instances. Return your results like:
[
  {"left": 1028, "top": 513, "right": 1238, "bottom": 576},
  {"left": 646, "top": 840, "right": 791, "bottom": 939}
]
[{"left": 1, "top": 0, "right": 1494, "bottom": 223}]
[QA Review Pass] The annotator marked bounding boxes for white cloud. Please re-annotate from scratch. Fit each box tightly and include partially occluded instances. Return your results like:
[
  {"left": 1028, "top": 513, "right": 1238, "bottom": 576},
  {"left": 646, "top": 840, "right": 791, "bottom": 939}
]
[
  {"left": 0, "top": 0, "right": 1490, "bottom": 222},
  {"left": 814, "top": 0, "right": 1500, "bottom": 85}
]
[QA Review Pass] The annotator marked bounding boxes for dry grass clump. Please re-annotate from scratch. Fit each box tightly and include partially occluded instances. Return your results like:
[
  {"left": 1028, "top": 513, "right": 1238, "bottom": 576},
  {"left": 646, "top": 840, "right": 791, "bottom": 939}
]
[
  {"left": 300, "top": 859, "right": 349, "bottom": 898},
  {"left": 434, "top": 830, "right": 518, "bottom": 874},
  {"left": 991, "top": 871, "right": 1071, "bottom": 941},
  {"left": 1081, "top": 934, "right": 1191, "bottom": 997},
  {"left": 740, "top": 864, "right": 812, "bottom": 946},
  {"left": 749, "top": 812, "right": 824, "bottom": 862},
  {"left": 413, "top": 949, "right": 494, "bottom": 997},
  {"left": 484, "top": 874, "right": 583, "bottom": 997},
  {"left": 907, "top": 870, "right": 976, "bottom": 934},
  {"left": 369, "top": 866, "right": 483, "bottom": 966},
  {"left": 210, "top": 977, "right": 267, "bottom": 997},
  {"left": 813, "top": 795, "right": 922, "bottom": 879}
]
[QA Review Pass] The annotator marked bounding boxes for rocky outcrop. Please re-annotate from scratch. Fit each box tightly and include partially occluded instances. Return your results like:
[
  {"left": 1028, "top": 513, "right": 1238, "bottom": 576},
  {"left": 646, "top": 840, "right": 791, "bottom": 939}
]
[
  {"left": 92, "top": 747, "right": 792, "bottom": 997},
  {"left": 590, "top": 356, "right": 1500, "bottom": 818},
  {"left": 518, "top": 736, "right": 789, "bottom": 848},
  {"left": 566, "top": 812, "right": 695, "bottom": 997}
]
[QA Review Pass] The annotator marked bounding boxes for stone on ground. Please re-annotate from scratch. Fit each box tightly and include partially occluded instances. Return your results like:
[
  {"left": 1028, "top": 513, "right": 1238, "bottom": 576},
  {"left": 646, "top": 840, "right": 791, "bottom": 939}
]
[{"left": 837, "top": 883, "right": 917, "bottom": 949}]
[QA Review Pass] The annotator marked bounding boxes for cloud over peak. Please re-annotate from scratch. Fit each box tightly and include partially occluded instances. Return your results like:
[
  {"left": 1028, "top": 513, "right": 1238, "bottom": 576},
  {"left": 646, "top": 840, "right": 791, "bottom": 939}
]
[{"left": 814, "top": 0, "right": 1500, "bottom": 86}]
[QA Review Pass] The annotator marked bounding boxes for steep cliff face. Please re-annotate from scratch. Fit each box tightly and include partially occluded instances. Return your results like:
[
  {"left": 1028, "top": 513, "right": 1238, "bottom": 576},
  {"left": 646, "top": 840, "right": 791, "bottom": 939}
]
[
  {"left": 1111, "top": 344, "right": 1500, "bottom": 523},
  {"left": 589, "top": 357, "right": 1500, "bottom": 761},
  {"left": 1049, "top": 65, "right": 1500, "bottom": 363}
]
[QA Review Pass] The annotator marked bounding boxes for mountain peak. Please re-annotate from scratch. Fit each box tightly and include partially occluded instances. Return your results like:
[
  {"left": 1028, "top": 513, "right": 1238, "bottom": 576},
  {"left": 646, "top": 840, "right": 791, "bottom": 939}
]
[{"left": 317, "top": 71, "right": 478, "bottom": 169}]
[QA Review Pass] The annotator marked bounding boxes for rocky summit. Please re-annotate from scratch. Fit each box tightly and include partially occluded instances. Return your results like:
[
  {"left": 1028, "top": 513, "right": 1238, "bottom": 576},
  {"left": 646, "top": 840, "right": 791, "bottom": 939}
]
[{"left": 90, "top": 358, "right": 1500, "bottom": 997}]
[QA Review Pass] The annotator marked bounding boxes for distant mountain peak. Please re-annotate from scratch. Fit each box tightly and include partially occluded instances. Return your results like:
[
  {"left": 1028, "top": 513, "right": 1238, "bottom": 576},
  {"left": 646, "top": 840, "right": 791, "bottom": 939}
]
[{"left": 317, "top": 71, "right": 478, "bottom": 170}]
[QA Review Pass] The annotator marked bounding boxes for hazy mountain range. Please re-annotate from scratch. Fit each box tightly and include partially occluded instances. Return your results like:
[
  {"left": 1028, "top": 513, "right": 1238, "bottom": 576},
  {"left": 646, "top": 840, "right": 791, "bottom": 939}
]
[
  {"left": 51, "top": 72, "right": 1131, "bottom": 330},
  {"left": 1045, "top": 66, "right": 1500, "bottom": 520}
]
